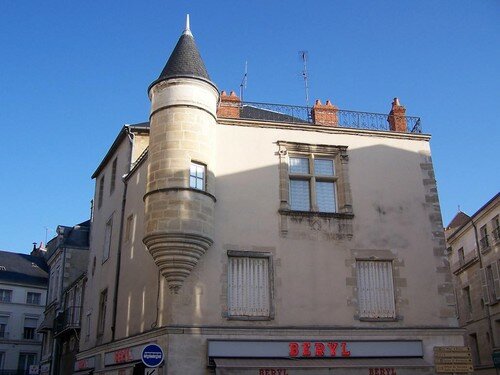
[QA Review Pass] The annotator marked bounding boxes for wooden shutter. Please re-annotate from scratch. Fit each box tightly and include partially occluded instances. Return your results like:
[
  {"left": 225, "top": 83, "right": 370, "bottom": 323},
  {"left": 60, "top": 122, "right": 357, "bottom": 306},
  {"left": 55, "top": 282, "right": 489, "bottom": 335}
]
[
  {"left": 357, "top": 261, "right": 396, "bottom": 319},
  {"left": 491, "top": 262, "right": 500, "bottom": 301},
  {"left": 228, "top": 257, "right": 270, "bottom": 317},
  {"left": 480, "top": 268, "right": 490, "bottom": 305}
]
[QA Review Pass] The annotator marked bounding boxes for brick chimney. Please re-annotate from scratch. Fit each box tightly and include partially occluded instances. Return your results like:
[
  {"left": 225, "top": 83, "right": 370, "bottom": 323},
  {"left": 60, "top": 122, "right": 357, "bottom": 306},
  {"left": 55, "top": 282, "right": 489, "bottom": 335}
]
[
  {"left": 311, "top": 99, "right": 338, "bottom": 127},
  {"left": 387, "top": 97, "right": 407, "bottom": 132},
  {"left": 217, "top": 90, "right": 241, "bottom": 118}
]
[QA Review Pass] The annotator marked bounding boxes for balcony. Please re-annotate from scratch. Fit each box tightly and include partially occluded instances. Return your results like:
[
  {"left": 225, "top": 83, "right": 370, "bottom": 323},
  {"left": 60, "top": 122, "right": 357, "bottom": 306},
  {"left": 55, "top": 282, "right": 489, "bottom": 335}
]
[
  {"left": 54, "top": 306, "right": 82, "bottom": 337},
  {"left": 451, "top": 250, "right": 479, "bottom": 274},
  {"left": 218, "top": 100, "right": 422, "bottom": 133}
]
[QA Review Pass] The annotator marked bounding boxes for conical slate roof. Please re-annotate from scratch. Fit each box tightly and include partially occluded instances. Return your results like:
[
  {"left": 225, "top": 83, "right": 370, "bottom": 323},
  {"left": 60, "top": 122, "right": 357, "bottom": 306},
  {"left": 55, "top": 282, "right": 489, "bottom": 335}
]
[{"left": 157, "top": 32, "right": 210, "bottom": 81}]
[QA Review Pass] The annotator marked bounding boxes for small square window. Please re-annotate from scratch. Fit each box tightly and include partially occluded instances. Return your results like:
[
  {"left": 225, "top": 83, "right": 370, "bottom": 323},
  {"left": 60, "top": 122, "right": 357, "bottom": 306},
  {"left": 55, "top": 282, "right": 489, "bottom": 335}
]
[
  {"left": 0, "top": 290, "right": 12, "bottom": 303},
  {"left": 189, "top": 162, "right": 206, "bottom": 191},
  {"left": 26, "top": 292, "right": 41, "bottom": 305}
]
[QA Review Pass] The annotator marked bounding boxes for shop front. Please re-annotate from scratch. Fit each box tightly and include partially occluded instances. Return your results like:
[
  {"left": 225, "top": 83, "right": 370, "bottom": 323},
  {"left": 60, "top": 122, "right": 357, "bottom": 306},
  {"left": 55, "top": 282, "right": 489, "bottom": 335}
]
[
  {"left": 73, "top": 355, "right": 95, "bottom": 375},
  {"left": 90, "top": 343, "right": 163, "bottom": 375},
  {"left": 208, "top": 340, "right": 434, "bottom": 375}
]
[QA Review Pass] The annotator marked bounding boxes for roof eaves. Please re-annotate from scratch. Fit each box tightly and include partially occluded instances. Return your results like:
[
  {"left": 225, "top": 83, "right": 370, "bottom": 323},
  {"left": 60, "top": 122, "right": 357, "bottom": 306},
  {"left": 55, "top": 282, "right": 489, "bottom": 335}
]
[
  {"left": 91, "top": 123, "right": 149, "bottom": 179},
  {"left": 447, "top": 192, "right": 500, "bottom": 242}
]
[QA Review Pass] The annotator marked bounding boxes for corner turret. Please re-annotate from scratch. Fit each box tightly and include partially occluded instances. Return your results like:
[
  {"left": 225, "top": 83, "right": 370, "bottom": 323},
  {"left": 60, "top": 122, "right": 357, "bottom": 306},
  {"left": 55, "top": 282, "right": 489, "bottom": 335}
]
[{"left": 143, "top": 16, "right": 218, "bottom": 293}]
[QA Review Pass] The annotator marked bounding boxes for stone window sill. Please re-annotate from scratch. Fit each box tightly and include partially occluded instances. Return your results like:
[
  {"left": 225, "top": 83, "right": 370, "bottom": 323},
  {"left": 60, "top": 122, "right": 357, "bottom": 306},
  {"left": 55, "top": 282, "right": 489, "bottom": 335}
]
[
  {"left": 227, "top": 315, "right": 273, "bottom": 321},
  {"left": 279, "top": 209, "right": 354, "bottom": 219},
  {"left": 358, "top": 317, "right": 400, "bottom": 322}
]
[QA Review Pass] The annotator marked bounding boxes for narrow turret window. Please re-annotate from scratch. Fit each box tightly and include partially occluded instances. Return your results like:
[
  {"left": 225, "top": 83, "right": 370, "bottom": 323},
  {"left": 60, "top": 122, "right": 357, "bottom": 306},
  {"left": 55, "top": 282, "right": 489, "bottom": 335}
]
[
  {"left": 190, "top": 162, "right": 206, "bottom": 191},
  {"left": 110, "top": 158, "right": 117, "bottom": 195}
]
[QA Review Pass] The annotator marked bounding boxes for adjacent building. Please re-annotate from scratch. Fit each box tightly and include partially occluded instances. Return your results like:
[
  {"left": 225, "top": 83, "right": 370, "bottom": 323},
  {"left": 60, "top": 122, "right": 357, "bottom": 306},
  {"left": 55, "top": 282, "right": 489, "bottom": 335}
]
[
  {"left": 445, "top": 193, "right": 500, "bottom": 374},
  {"left": 38, "top": 221, "right": 90, "bottom": 375},
  {"left": 76, "top": 17, "right": 464, "bottom": 375},
  {"left": 0, "top": 248, "right": 48, "bottom": 374}
]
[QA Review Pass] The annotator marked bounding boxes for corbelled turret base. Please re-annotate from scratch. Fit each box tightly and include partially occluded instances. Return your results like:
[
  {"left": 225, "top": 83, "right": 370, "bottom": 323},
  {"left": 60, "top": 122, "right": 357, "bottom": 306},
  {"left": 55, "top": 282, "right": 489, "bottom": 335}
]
[{"left": 144, "top": 232, "right": 213, "bottom": 293}]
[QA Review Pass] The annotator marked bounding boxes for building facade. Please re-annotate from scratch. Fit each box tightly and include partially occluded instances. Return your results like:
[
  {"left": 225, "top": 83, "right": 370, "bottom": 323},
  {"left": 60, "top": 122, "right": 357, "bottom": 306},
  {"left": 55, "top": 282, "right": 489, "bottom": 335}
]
[
  {"left": 76, "top": 18, "right": 464, "bottom": 375},
  {"left": 445, "top": 193, "right": 500, "bottom": 374},
  {"left": 0, "top": 249, "right": 48, "bottom": 374},
  {"left": 38, "top": 221, "right": 90, "bottom": 375}
]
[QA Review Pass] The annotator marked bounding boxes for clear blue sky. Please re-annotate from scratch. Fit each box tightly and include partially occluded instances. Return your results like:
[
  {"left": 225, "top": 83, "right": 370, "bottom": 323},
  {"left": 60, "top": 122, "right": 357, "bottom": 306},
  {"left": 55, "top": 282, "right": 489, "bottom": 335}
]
[{"left": 1, "top": 1, "right": 498, "bottom": 254}]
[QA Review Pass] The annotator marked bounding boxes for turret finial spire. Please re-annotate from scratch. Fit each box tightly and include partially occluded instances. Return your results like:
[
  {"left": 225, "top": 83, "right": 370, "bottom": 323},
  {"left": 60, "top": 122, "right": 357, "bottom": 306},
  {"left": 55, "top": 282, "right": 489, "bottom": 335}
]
[{"left": 183, "top": 14, "right": 192, "bottom": 36}]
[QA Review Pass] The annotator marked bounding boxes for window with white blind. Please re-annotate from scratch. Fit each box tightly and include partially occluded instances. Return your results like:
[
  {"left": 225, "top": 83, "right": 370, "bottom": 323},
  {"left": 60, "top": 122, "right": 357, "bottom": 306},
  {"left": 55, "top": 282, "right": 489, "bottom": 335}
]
[
  {"left": 356, "top": 260, "right": 396, "bottom": 319},
  {"left": 227, "top": 255, "right": 271, "bottom": 318},
  {"left": 277, "top": 142, "right": 352, "bottom": 219},
  {"left": 289, "top": 156, "right": 337, "bottom": 212},
  {"left": 23, "top": 317, "right": 38, "bottom": 340}
]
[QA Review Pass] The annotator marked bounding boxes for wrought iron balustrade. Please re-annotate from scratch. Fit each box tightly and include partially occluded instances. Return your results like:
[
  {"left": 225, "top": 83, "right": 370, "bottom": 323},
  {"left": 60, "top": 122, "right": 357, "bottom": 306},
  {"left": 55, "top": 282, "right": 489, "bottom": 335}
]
[
  {"left": 231, "top": 101, "right": 422, "bottom": 133},
  {"left": 54, "top": 306, "right": 82, "bottom": 336},
  {"left": 451, "top": 250, "right": 478, "bottom": 274},
  {"left": 479, "top": 236, "right": 490, "bottom": 252}
]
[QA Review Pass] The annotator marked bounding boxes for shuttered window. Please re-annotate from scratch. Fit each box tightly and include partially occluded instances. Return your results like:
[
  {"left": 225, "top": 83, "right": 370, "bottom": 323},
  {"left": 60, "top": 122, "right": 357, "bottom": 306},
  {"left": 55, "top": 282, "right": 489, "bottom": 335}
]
[
  {"left": 356, "top": 260, "right": 396, "bottom": 319},
  {"left": 228, "top": 256, "right": 270, "bottom": 317},
  {"left": 481, "top": 263, "right": 500, "bottom": 304}
]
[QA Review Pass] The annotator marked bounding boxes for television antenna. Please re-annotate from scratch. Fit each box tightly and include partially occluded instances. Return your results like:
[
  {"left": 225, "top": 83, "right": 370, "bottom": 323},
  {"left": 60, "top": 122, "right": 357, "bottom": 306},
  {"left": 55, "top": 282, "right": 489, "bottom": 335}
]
[
  {"left": 239, "top": 61, "right": 248, "bottom": 101},
  {"left": 299, "top": 51, "right": 310, "bottom": 108}
]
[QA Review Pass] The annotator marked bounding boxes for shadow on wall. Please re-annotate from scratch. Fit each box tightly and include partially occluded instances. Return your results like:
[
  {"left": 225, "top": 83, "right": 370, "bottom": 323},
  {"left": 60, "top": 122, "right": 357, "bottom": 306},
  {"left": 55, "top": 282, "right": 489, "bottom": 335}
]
[{"left": 117, "top": 142, "right": 443, "bottom": 334}]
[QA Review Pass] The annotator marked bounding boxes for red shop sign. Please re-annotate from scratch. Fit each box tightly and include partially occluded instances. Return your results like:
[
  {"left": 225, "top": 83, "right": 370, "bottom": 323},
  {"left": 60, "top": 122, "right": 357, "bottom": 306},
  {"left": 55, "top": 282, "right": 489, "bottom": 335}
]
[{"left": 289, "top": 341, "right": 351, "bottom": 357}]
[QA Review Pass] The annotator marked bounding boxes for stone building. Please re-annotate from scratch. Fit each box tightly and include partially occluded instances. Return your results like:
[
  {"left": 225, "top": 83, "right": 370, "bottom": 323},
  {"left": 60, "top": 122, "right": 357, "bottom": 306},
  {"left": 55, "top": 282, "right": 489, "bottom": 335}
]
[
  {"left": 75, "top": 17, "right": 464, "bottom": 375},
  {"left": 0, "top": 248, "right": 48, "bottom": 373},
  {"left": 445, "top": 193, "right": 500, "bottom": 374},
  {"left": 38, "top": 220, "right": 90, "bottom": 375}
]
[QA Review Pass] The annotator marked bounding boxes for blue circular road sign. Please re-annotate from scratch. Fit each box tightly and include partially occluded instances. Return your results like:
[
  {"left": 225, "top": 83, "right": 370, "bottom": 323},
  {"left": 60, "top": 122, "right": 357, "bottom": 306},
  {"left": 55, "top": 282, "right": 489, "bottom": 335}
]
[{"left": 141, "top": 344, "right": 164, "bottom": 368}]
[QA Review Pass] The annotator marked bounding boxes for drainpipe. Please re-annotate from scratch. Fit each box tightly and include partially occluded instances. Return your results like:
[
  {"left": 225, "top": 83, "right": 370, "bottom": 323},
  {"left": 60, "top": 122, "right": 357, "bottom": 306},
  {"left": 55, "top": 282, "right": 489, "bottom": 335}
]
[
  {"left": 471, "top": 220, "right": 498, "bottom": 374},
  {"left": 111, "top": 127, "right": 134, "bottom": 341}
]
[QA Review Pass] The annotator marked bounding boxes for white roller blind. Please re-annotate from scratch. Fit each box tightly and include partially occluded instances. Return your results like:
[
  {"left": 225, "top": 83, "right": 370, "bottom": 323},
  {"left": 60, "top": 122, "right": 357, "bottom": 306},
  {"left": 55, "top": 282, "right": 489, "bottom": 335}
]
[
  {"left": 228, "top": 257, "right": 270, "bottom": 317},
  {"left": 24, "top": 317, "right": 38, "bottom": 328},
  {"left": 357, "top": 261, "right": 396, "bottom": 319},
  {"left": 290, "top": 180, "right": 310, "bottom": 211},
  {"left": 316, "top": 181, "right": 336, "bottom": 212}
]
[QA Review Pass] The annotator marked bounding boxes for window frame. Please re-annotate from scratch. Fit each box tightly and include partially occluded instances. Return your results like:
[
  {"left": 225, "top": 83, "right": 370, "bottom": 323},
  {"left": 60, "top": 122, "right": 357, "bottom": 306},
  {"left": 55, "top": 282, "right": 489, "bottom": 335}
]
[
  {"left": 479, "top": 224, "right": 490, "bottom": 251},
  {"left": 289, "top": 155, "right": 338, "bottom": 213},
  {"left": 102, "top": 215, "right": 113, "bottom": 263},
  {"left": 125, "top": 214, "right": 134, "bottom": 243},
  {"left": 110, "top": 158, "right": 118, "bottom": 195},
  {"left": 189, "top": 161, "right": 207, "bottom": 191},
  {"left": 277, "top": 141, "right": 352, "bottom": 218},
  {"left": 0, "top": 315, "right": 9, "bottom": 338},
  {"left": 26, "top": 292, "right": 41, "bottom": 305},
  {"left": 0, "top": 289, "right": 12, "bottom": 303},
  {"left": 97, "top": 175, "right": 105, "bottom": 209},
  {"left": 96, "top": 289, "right": 107, "bottom": 337},
  {"left": 226, "top": 250, "right": 274, "bottom": 321}
]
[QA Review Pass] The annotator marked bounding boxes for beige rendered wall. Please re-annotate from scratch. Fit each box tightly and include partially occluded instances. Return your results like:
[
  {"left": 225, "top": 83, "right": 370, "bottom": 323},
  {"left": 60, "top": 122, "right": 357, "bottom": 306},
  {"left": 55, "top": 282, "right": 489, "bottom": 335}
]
[
  {"left": 80, "top": 137, "right": 132, "bottom": 351},
  {"left": 109, "top": 121, "right": 455, "bottom": 342}
]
